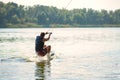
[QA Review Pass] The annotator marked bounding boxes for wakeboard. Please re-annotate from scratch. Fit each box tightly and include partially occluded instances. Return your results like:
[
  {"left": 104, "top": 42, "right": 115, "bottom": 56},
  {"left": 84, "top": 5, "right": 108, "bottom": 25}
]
[{"left": 47, "top": 52, "right": 55, "bottom": 61}]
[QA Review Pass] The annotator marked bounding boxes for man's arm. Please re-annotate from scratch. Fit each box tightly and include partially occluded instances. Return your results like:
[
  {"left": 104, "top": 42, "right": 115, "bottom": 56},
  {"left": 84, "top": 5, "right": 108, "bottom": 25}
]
[{"left": 44, "top": 33, "right": 52, "bottom": 41}]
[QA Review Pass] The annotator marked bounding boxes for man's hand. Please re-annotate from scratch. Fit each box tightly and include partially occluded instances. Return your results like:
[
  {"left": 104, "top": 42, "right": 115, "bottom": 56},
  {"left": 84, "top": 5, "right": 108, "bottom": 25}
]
[
  {"left": 45, "top": 32, "right": 49, "bottom": 34},
  {"left": 46, "top": 32, "right": 52, "bottom": 34},
  {"left": 50, "top": 32, "right": 52, "bottom": 34}
]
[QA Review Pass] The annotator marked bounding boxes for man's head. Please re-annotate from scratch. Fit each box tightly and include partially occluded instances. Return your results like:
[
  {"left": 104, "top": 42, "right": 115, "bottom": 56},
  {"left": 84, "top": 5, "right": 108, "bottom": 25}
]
[{"left": 40, "top": 32, "right": 45, "bottom": 37}]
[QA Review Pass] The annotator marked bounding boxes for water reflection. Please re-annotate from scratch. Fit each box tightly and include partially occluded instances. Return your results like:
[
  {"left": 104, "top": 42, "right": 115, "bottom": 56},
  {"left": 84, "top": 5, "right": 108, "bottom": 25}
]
[{"left": 35, "top": 60, "right": 51, "bottom": 80}]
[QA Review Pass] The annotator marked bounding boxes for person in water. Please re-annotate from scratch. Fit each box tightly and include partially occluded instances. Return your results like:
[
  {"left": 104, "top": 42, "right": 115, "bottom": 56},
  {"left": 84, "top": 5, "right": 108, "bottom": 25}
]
[{"left": 35, "top": 32, "right": 52, "bottom": 56}]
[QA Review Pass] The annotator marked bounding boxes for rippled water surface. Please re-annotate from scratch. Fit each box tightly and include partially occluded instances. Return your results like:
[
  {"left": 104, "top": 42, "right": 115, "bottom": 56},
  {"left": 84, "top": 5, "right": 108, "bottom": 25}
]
[{"left": 0, "top": 28, "right": 120, "bottom": 80}]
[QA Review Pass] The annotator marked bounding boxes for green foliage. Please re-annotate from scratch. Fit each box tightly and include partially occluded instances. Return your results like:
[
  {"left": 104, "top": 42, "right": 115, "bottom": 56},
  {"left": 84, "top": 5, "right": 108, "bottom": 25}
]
[{"left": 0, "top": 1, "right": 120, "bottom": 28}]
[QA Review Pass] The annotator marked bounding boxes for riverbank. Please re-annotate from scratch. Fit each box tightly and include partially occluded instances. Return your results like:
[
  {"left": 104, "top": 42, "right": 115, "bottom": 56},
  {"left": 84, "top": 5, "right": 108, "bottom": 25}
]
[{"left": 1, "top": 23, "right": 120, "bottom": 28}]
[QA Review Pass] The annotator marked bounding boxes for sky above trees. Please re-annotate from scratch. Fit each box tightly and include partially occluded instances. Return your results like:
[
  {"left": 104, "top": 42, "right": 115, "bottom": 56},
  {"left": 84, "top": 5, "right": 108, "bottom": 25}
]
[{"left": 1, "top": 0, "right": 120, "bottom": 11}]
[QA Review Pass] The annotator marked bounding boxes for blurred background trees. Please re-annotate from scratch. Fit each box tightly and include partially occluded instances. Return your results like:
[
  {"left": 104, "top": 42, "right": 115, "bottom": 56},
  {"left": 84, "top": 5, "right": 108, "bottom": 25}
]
[{"left": 0, "top": 1, "right": 120, "bottom": 27}]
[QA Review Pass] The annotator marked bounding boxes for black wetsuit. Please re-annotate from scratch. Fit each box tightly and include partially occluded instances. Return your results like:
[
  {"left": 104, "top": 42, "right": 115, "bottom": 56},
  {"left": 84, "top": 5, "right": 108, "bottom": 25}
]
[{"left": 35, "top": 36, "right": 44, "bottom": 52}]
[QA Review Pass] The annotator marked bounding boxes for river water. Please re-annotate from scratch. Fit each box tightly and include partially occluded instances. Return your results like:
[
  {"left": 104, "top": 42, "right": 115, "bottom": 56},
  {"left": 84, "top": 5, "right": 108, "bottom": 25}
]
[{"left": 0, "top": 28, "right": 120, "bottom": 80}]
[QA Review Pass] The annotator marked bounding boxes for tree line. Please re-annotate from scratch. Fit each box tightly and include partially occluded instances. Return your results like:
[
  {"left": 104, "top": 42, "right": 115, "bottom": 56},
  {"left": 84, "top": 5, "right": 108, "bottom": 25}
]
[{"left": 0, "top": 1, "right": 120, "bottom": 28}]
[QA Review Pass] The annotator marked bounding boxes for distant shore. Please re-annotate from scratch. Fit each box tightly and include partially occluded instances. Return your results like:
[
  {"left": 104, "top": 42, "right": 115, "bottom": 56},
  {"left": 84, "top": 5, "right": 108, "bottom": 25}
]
[
  {"left": 0, "top": 1, "right": 120, "bottom": 28},
  {"left": 0, "top": 23, "right": 120, "bottom": 28}
]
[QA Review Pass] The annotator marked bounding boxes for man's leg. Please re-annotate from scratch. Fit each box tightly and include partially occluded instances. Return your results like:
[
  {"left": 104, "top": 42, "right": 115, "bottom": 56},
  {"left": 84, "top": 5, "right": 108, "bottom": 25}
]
[
  {"left": 37, "top": 51, "right": 46, "bottom": 56},
  {"left": 47, "top": 45, "right": 51, "bottom": 53}
]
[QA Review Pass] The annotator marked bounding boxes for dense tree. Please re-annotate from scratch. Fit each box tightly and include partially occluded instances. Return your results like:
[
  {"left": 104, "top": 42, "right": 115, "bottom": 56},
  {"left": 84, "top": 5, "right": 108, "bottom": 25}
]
[
  {"left": 0, "top": 1, "right": 120, "bottom": 28},
  {"left": 0, "top": 2, "right": 6, "bottom": 24}
]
